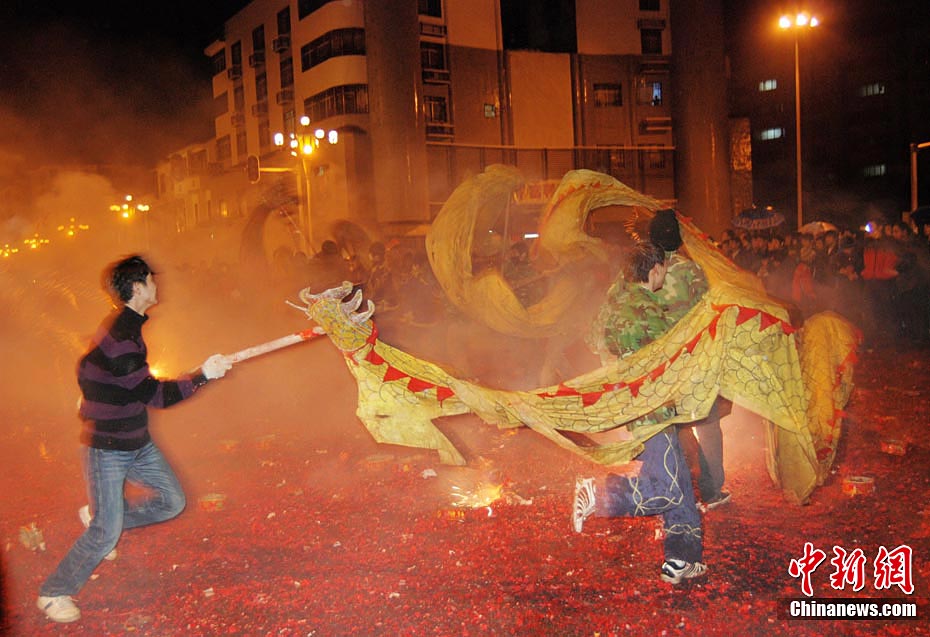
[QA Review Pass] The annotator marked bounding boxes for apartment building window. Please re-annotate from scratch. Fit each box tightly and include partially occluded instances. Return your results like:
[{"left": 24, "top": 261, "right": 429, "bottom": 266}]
[
  {"left": 304, "top": 84, "right": 369, "bottom": 121},
  {"left": 419, "top": 0, "right": 442, "bottom": 18},
  {"left": 256, "top": 73, "right": 268, "bottom": 102},
  {"left": 214, "top": 92, "right": 229, "bottom": 117},
  {"left": 283, "top": 109, "right": 295, "bottom": 136},
  {"left": 253, "top": 25, "right": 265, "bottom": 52},
  {"left": 425, "top": 96, "right": 448, "bottom": 123},
  {"left": 640, "top": 29, "right": 662, "bottom": 55},
  {"left": 258, "top": 119, "right": 271, "bottom": 148},
  {"left": 609, "top": 149, "right": 627, "bottom": 172},
  {"left": 758, "top": 127, "right": 785, "bottom": 140},
  {"left": 280, "top": 57, "right": 294, "bottom": 87},
  {"left": 862, "top": 164, "right": 886, "bottom": 177},
  {"left": 277, "top": 7, "right": 291, "bottom": 34},
  {"left": 300, "top": 28, "right": 366, "bottom": 72},
  {"left": 298, "top": 0, "right": 335, "bottom": 20},
  {"left": 643, "top": 148, "right": 667, "bottom": 169},
  {"left": 421, "top": 42, "right": 446, "bottom": 70},
  {"left": 231, "top": 41, "right": 242, "bottom": 66},
  {"left": 189, "top": 150, "right": 208, "bottom": 175},
  {"left": 234, "top": 85, "right": 245, "bottom": 111},
  {"left": 216, "top": 135, "right": 231, "bottom": 162},
  {"left": 211, "top": 50, "right": 227, "bottom": 75},
  {"left": 639, "top": 0, "right": 660, "bottom": 10},
  {"left": 637, "top": 79, "right": 662, "bottom": 106},
  {"left": 758, "top": 79, "right": 777, "bottom": 92},
  {"left": 859, "top": 82, "right": 885, "bottom": 97},
  {"left": 236, "top": 128, "right": 247, "bottom": 156},
  {"left": 593, "top": 83, "right": 622, "bottom": 107}
]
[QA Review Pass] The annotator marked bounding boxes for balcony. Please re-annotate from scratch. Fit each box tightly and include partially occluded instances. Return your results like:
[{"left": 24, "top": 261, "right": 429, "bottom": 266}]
[
  {"left": 419, "top": 22, "right": 447, "bottom": 37},
  {"left": 422, "top": 68, "right": 451, "bottom": 84},
  {"left": 249, "top": 51, "right": 266, "bottom": 68},
  {"left": 426, "top": 122, "right": 454, "bottom": 139},
  {"left": 275, "top": 88, "right": 295, "bottom": 105},
  {"left": 251, "top": 102, "right": 269, "bottom": 117},
  {"left": 226, "top": 65, "right": 242, "bottom": 81},
  {"left": 272, "top": 35, "right": 291, "bottom": 53},
  {"left": 640, "top": 116, "right": 672, "bottom": 133}
]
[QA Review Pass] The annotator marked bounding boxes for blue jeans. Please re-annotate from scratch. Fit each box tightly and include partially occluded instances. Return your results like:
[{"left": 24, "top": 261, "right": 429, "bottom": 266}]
[
  {"left": 40, "top": 442, "right": 186, "bottom": 596},
  {"left": 598, "top": 428, "right": 703, "bottom": 563}
]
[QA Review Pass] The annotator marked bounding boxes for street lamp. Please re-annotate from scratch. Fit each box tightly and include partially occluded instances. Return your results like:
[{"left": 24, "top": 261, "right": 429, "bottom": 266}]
[
  {"left": 779, "top": 11, "right": 819, "bottom": 230},
  {"left": 109, "top": 195, "right": 152, "bottom": 248},
  {"left": 273, "top": 115, "right": 339, "bottom": 251}
]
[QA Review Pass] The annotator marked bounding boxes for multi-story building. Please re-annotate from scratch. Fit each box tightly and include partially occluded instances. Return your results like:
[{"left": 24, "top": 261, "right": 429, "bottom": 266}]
[
  {"left": 726, "top": 0, "right": 930, "bottom": 226},
  {"left": 157, "top": 0, "right": 682, "bottom": 254}
]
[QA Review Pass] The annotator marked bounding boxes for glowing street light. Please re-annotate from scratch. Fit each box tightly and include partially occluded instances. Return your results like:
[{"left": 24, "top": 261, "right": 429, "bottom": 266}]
[
  {"left": 779, "top": 11, "right": 819, "bottom": 229},
  {"left": 110, "top": 195, "right": 152, "bottom": 247},
  {"left": 57, "top": 217, "right": 90, "bottom": 238},
  {"left": 273, "top": 117, "right": 340, "bottom": 250}
]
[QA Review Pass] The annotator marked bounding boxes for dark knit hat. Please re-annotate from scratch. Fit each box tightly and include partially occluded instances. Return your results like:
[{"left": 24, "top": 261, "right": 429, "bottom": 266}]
[{"left": 649, "top": 208, "right": 682, "bottom": 251}]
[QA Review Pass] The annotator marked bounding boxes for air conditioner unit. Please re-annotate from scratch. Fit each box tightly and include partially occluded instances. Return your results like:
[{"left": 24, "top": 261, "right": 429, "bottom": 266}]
[
  {"left": 227, "top": 65, "right": 242, "bottom": 81},
  {"left": 251, "top": 102, "right": 269, "bottom": 117},
  {"left": 231, "top": 112, "right": 246, "bottom": 127},
  {"left": 272, "top": 35, "right": 291, "bottom": 53},
  {"left": 249, "top": 51, "right": 266, "bottom": 68}
]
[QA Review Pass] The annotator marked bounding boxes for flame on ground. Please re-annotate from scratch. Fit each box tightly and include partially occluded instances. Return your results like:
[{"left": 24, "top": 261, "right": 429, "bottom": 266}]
[{"left": 449, "top": 482, "right": 504, "bottom": 509}]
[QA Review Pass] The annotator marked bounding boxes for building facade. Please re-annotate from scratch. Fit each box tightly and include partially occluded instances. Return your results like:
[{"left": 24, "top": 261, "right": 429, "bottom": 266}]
[{"left": 156, "top": 0, "right": 681, "bottom": 255}]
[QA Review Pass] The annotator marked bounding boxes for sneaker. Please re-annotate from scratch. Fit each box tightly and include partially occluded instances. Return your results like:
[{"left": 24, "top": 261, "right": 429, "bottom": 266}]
[
  {"left": 660, "top": 559, "right": 707, "bottom": 584},
  {"left": 78, "top": 505, "right": 117, "bottom": 561},
  {"left": 572, "top": 477, "right": 596, "bottom": 533},
  {"left": 702, "top": 491, "right": 731, "bottom": 510},
  {"left": 37, "top": 595, "right": 81, "bottom": 623}
]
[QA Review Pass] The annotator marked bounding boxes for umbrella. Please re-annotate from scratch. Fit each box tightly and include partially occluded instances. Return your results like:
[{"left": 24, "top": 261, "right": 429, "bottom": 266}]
[
  {"left": 798, "top": 221, "right": 838, "bottom": 236},
  {"left": 732, "top": 206, "right": 785, "bottom": 230}
]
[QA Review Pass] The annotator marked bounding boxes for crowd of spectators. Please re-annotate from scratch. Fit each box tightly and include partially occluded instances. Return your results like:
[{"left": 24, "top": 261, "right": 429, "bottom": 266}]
[
  {"left": 719, "top": 219, "right": 930, "bottom": 345},
  {"left": 186, "top": 212, "right": 930, "bottom": 359}
]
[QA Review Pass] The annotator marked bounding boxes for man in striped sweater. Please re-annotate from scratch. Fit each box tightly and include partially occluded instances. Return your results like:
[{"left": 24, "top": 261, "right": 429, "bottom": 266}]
[{"left": 37, "top": 255, "right": 233, "bottom": 623}]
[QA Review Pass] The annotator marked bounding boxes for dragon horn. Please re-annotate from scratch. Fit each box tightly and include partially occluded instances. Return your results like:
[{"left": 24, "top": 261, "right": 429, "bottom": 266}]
[
  {"left": 298, "top": 286, "right": 319, "bottom": 305},
  {"left": 342, "top": 289, "right": 364, "bottom": 313},
  {"left": 351, "top": 299, "right": 375, "bottom": 325}
]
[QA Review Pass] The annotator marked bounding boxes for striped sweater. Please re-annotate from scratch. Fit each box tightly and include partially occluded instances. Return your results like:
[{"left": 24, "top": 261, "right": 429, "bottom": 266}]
[{"left": 78, "top": 307, "right": 208, "bottom": 450}]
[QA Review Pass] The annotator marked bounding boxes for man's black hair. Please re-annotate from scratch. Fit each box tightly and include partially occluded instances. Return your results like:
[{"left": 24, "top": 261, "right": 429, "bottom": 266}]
[
  {"left": 109, "top": 255, "right": 153, "bottom": 303},
  {"left": 649, "top": 208, "right": 682, "bottom": 252}
]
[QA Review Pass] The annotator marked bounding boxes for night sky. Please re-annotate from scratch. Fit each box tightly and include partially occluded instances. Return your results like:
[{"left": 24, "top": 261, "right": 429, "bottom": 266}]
[{"left": 0, "top": 1, "right": 250, "bottom": 167}]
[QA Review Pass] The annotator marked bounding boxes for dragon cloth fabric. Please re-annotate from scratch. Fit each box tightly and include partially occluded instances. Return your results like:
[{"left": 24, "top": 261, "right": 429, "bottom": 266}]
[{"left": 295, "top": 169, "right": 858, "bottom": 504}]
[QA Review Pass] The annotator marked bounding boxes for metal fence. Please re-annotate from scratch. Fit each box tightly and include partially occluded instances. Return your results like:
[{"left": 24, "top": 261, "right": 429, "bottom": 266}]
[{"left": 425, "top": 143, "right": 676, "bottom": 213}]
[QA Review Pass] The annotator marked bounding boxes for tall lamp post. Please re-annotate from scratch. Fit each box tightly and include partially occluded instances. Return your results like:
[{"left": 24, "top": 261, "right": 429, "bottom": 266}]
[
  {"left": 779, "top": 12, "right": 819, "bottom": 230},
  {"left": 274, "top": 115, "right": 339, "bottom": 252}
]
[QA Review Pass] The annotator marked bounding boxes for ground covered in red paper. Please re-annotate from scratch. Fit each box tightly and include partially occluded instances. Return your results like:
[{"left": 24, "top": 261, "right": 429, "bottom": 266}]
[{"left": 2, "top": 330, "right": 929, "bottom": 635}]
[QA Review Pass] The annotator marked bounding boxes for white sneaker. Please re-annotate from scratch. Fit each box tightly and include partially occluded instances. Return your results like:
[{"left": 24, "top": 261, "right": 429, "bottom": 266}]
[
  {"left": 660, "top": 559, "right": 708, "bottom": 584},
  {"left": 572, "top": 477, "right": 597, "bottom": 533},
  {"left": 78, "top": 505, "right": 117, "bottom": 561},
  {"left": 37, "top": 595, "right": 81, "bottom": 623}
]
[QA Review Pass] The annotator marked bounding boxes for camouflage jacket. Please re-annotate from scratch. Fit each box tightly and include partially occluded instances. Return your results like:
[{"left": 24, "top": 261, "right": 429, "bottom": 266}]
[
  {"left": 653, "top": 251, "right": 708, "bottom": 324},
  {"left": 599, "top": 280, "right": 674, "bottom": 358}
]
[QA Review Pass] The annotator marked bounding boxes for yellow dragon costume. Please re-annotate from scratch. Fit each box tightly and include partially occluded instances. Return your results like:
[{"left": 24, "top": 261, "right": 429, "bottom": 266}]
[{"left": 295, "top": 168, "right": 858, "bottom": 504}]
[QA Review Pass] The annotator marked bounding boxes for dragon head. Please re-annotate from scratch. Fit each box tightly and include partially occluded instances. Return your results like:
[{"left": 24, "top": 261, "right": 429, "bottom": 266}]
[{"left": 294, "top": 281, "right": 376, "bottom": 352}]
